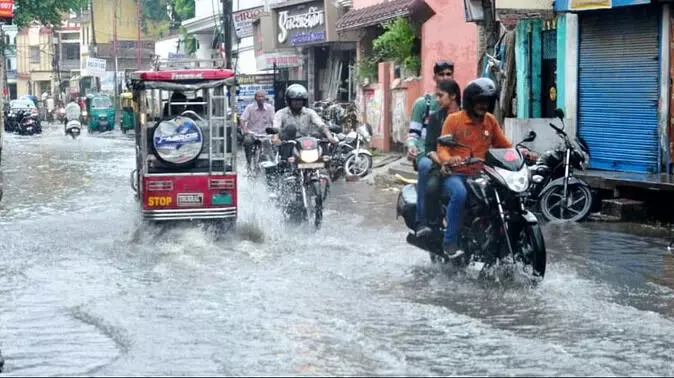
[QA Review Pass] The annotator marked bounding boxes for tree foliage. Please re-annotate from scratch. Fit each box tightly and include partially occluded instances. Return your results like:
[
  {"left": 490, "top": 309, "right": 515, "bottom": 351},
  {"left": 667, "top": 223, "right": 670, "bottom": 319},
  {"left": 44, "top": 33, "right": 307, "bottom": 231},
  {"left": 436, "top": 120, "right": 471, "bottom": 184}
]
[
  {"left": 358, "top": 17, "right": 421, "bottom": 83},
  {"left": 141, "top": 0, "right": 194, "bottom": 39},
  {"left": 13, "top": 0, "right": 88, "bottom": 28}
]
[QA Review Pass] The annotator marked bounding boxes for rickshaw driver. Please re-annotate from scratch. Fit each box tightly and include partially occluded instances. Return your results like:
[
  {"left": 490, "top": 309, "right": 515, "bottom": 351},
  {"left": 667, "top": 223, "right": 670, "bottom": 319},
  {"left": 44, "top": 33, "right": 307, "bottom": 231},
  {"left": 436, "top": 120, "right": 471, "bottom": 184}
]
[{"left": 271, "top": 84, "right": 339, "bottom": 145}]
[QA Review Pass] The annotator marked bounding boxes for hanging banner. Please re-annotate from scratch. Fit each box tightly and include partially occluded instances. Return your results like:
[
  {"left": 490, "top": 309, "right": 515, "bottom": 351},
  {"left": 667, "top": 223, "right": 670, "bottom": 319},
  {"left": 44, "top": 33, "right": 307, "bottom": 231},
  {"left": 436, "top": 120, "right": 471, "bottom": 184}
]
[
  {"left": 0, "top": 0, "right": 14, "bottom": 20},
  {"left": 233, "top": 7, "right": 263, "bottom": 39}
]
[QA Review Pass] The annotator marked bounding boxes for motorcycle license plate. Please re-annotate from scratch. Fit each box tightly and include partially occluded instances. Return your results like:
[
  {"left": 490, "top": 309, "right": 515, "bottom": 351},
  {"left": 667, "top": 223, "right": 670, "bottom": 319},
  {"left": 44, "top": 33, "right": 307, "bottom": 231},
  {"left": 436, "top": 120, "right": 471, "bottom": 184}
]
[{"left": 297, "top": 162, "right": 324, "bottom": 169}]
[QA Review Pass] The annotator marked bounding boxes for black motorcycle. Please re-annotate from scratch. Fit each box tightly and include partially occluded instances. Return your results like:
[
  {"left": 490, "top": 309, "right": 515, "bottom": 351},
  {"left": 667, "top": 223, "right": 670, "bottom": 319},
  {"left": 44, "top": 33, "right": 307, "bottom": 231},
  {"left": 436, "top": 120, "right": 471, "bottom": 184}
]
[
  {"left": 264, "top": 126, "right": 330, "bottom": 228},
  {"left": 525, "top": 109, "right": 593, "bottom": 222},
  {"left": 14, "top": 109, "right": 42, "bottom": 135},
  {"left": 397, "top": 135, "right": 547, "bottom": 281}
]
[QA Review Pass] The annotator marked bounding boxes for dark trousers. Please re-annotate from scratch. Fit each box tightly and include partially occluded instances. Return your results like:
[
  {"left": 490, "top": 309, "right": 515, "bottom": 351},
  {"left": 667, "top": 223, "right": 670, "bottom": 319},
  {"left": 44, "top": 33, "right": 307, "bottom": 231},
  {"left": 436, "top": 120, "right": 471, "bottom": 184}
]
[{"left": 424, "top": 167, "right": 443, "bottom": 228}]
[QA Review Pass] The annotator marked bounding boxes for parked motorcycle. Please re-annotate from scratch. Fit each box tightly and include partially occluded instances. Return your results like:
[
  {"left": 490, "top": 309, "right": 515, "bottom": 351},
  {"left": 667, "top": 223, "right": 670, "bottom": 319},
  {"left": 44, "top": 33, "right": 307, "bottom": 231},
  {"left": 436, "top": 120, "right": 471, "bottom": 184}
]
[
  {"left": 264, "top": 126, "right": 331, "bottom": 228},
  {"left": 396, "top": 134, "right": 547, "bottom": 281},
  {"left": 14, "top": 110, "right": 42, "bottom": 135},
  {"left": 525, "top": 109, "right": 593, "bottom": 222},
  {"left": 325, "top": 123, "right": 374, "bottom": 180}
]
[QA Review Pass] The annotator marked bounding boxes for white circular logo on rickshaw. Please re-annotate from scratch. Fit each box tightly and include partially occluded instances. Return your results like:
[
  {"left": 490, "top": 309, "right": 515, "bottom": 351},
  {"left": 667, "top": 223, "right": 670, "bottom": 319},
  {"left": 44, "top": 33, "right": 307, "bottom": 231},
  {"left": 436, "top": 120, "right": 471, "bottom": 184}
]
[{"left": 152, "top": 117, "right": 204, "bottom": 164}]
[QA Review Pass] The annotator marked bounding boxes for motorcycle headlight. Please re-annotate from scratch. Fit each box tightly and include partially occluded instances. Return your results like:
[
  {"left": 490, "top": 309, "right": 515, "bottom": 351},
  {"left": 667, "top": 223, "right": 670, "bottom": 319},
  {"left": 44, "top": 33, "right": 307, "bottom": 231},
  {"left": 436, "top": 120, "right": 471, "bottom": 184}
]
[
  {"left": 299, "top": 149, "right": 319, "bottom": 163},
  {"left": 494, "top": 166, "right": 530, "bottom": 193},
  {"left": 82, "top": 111, "right": 88, "bottom": 116}
]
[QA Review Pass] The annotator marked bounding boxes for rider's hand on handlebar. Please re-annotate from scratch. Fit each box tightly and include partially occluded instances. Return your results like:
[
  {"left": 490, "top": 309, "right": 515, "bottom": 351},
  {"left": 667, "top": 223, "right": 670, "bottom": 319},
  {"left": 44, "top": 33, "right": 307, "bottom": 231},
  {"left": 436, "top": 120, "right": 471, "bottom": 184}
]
[
  {"left": 444, "top": 156, "right": 463, "bottom": 166},
  {"left": 328, "top": 134, "right": 339, "bottom": 144}
]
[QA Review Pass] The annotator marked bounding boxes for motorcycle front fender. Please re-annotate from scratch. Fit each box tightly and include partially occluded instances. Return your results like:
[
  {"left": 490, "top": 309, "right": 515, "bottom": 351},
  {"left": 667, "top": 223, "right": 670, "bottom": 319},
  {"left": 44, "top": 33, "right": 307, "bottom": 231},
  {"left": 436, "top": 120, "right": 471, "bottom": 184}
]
[
  {"left": 521, "top": 210, "right": 539, "bottom": 225},
  {"left": 347, "top": 148, "right": 373, "bottom": 157},
  {"left": 539, "top": 176, "right": 589, "bottom": 195}
]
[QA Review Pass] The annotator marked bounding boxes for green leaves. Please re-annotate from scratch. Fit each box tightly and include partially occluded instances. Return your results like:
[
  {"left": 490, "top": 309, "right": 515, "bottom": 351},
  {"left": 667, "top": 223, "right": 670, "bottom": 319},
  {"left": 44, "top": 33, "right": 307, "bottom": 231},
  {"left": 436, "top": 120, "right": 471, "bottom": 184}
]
[
  {"left": 13, "top": 0, "right": 88, "bottom": 28},
  {"left": 359, "top": 17, "right": 421, "bottom": 81}
]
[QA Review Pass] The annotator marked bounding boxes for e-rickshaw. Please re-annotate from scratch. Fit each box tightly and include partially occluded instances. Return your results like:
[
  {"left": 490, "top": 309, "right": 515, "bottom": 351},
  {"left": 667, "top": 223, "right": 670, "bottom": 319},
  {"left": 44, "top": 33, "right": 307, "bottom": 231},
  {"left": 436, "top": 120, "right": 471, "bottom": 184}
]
[
  {"left": 87, "top": 93, "right": 115, "bottom": 132},
  {"left": 120, "top": 92, "right": 135, "bottom": 134},
  {"left": 128, "top": 58, "right": 238, "bottom": 225}
]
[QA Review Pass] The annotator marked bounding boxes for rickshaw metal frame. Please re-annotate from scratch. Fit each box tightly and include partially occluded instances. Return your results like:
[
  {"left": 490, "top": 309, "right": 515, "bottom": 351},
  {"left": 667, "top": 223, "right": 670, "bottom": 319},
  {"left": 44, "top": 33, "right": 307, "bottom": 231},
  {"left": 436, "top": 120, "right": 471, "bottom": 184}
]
[{"left": 128, "top": 59, "right": 239, "bottom": 222}]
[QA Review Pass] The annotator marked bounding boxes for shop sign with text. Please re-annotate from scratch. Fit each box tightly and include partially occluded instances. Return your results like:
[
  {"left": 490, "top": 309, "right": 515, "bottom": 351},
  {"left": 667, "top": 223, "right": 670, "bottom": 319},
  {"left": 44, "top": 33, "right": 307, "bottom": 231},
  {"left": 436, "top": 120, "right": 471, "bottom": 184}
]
[{"left": 276, "top": 1, "right": 326, "bottom": 48}]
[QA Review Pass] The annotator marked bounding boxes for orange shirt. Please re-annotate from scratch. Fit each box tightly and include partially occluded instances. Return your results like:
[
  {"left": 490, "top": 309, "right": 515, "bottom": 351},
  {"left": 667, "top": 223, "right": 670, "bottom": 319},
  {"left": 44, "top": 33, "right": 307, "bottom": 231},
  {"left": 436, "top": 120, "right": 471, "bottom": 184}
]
[{"left": 437, "top": 110, "right": 512, "bottom": 162}]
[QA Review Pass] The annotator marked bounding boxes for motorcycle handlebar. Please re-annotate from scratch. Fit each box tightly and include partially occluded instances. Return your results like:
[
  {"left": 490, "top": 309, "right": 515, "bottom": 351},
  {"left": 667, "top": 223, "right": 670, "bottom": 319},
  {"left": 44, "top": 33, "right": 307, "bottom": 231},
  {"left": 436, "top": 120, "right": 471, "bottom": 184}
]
[{"left": 549, "top": 122, "right": 567, "bottom": 136}]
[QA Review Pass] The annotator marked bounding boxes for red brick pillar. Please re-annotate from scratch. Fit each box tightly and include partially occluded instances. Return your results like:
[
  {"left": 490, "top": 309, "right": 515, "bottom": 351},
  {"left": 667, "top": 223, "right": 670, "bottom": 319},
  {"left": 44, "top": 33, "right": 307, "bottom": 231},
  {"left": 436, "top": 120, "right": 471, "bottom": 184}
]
[{"left": 379, "top": 61, "right": 392, "bottom": 152}]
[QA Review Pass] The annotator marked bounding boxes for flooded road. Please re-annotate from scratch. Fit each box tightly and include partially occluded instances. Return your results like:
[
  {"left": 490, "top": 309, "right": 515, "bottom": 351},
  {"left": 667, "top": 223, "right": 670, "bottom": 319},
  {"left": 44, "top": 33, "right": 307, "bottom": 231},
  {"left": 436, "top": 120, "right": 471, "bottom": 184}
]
[{"left": 1, "top": 124, "right": 673, "bottom": 376}]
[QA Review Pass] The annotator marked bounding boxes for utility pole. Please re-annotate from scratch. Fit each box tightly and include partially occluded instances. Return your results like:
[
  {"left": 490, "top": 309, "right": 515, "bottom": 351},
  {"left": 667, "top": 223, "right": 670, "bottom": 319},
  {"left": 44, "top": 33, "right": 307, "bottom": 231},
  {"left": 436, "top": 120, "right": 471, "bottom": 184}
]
[
  {"left": 222, "top": 0, "right": 233, "bottom": 69},
  {"left": 89, "top": 0, "right": 100, "bottom": 92},
  {"left": 137, "top": 0, "right": 142, "bottom": 69},
  {"left": 222, "top": 0, "right": 236, "bottom": 123},
  {"left": 113, "top": 0, "right": 119, "bottom": 123}
]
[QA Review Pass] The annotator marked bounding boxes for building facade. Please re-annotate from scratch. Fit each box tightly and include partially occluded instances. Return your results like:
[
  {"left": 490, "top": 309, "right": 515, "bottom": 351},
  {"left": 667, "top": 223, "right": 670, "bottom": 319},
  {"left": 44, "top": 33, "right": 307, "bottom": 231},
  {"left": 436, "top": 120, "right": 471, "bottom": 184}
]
[
  {"left": 182, "top": 0, "right": 271, "bottom": 74},
  {"left": 2, "top": 24, "right": 17, "bottom": 99},
  {"left": 16, "top": 25, "right": 55, "bottom": 97}
]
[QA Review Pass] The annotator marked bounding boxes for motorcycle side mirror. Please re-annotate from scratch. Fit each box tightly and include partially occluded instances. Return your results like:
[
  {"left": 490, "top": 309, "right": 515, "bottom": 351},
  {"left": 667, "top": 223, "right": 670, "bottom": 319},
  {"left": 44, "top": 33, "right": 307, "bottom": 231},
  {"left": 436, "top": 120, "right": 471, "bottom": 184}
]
[
  {"left": 265, "top": 127, "right": 278, "bottom": 135},
  {"left": 554, "top": 108, "right": 565, "bottom": 120},
  {"left": 521, "top": 130, "right": 537, "bottom": 143},
  {"left": 437, "top": 134, "right": 458, "bottom": 147}
]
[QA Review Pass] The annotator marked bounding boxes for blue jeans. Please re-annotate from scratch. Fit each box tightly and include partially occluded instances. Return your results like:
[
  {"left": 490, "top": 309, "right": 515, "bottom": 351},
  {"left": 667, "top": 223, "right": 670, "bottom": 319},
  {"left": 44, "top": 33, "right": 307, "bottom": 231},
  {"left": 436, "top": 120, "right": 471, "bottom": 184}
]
[
  {"left": 442, "top": 175, "right": 468, "bottom": 246},
  {"left": 415, "top": 156, "right": 433, "bottom": 227}
]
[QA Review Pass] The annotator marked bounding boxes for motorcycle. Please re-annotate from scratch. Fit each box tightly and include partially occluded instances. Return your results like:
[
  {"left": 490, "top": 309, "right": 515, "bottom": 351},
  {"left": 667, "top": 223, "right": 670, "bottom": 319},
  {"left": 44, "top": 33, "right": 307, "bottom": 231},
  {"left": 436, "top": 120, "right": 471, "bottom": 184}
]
[
  {"left": 264, "top": 126, "right": 331, "bottom": 228},
  {"left": 325, "top": 124, "right": 374, "bottom": 181},
  {"left": 15, "top": 110, "right": 42, "bottom": 135},
  {"left": 65, "top": 119, "right": 82, "bottom": 139},
  {"left": 396, "top": 134, "right": 547, "bottom": 281},
  {"left": 526, "top": 109, "right": 593, "bottom": 222}
]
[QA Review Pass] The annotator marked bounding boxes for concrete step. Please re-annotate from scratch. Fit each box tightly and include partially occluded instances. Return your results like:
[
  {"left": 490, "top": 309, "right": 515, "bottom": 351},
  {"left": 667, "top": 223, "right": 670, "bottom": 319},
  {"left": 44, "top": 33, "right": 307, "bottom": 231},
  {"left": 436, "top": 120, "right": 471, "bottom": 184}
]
[{"left": 600, "top": 198, "right": 646, "bottom": 222}]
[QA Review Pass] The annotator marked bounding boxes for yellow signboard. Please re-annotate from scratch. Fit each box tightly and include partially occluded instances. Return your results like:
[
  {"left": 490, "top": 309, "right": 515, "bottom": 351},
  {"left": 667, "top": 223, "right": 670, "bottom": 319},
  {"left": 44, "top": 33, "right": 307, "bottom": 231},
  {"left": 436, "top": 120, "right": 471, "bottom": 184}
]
[{"left": 569, "top": 0, "right": 612, "bottom": 10}]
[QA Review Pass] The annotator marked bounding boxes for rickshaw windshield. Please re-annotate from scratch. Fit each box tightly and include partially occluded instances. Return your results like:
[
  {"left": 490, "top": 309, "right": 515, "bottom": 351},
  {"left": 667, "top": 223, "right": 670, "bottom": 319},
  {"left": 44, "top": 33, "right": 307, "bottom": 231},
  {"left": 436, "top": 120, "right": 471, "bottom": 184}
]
[{"left": 93, "top": 96, "right": 112, "bottom": 109}]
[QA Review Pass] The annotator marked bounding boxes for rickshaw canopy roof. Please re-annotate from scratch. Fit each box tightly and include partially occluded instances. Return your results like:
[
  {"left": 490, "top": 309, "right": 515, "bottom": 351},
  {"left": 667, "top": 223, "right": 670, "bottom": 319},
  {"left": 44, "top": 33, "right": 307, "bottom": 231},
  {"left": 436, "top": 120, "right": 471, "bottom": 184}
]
[{"left": 129, "top": 68, "right": 237, "bottom": 91}]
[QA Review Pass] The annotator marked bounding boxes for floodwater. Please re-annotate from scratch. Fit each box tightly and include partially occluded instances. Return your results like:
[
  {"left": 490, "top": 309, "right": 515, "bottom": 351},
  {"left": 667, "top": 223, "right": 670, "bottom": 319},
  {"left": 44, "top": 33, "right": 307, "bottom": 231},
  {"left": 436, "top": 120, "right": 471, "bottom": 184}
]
[{"left": 0, "top": 125, "right": 672, "bottom": 376}]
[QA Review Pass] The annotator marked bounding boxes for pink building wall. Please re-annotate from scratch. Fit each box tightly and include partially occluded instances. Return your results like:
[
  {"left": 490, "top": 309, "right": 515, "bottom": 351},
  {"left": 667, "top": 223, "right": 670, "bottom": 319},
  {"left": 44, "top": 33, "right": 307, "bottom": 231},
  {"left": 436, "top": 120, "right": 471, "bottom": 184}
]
[
  {"left": 421, "top": 0, "right": 478, "bottom": 92},
  {"left": 352, "top": 0, "right": 478, "bottom": 92}
]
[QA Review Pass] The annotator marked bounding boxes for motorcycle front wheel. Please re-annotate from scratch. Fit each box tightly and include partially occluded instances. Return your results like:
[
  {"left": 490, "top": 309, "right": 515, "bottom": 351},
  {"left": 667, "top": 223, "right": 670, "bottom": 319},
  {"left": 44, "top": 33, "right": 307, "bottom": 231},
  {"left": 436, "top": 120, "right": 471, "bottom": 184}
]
[
  {"left": 311, "top": 181, "right": 324, "bottom": 229},
  {"left": 517, "top": 223, "right": 547, "bottom": 280},
  {"left": 344, "top": 153, "right": 372, "bottom": 177},
  {"left": 540, "top": 184, "right": 593, "bottom": 222}
]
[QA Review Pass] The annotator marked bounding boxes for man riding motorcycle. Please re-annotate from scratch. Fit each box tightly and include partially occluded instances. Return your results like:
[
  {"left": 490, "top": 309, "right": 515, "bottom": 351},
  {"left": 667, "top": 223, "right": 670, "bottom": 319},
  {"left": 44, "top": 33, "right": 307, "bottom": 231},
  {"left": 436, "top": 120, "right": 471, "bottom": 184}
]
[
  {"left": 64, "top": 98, "right": 81, "bottom": 128},
  {"left": 272, "top": 84, "right": 338, "bottom": 146},
  {"left": 436, "top": 78, "right": 526, "bottom": 260}
]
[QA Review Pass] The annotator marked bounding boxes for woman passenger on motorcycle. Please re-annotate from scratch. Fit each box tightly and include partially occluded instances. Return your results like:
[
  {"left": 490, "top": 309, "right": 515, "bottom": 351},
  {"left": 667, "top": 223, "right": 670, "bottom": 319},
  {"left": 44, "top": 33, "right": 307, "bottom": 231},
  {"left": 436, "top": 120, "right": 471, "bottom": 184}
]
[
  {"left": 436, "top": 78, "right": 513, "bottom": 260},
  {"left": 415, "top": 79, "right": 462, "bottom": 238}
]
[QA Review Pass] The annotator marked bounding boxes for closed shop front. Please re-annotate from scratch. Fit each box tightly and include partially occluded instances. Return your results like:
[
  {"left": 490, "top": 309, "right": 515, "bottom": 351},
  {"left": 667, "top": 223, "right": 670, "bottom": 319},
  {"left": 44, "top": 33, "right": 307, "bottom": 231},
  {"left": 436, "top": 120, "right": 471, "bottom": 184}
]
[{"left": 577, "top": 5, "right": 661, "bottom": 173}]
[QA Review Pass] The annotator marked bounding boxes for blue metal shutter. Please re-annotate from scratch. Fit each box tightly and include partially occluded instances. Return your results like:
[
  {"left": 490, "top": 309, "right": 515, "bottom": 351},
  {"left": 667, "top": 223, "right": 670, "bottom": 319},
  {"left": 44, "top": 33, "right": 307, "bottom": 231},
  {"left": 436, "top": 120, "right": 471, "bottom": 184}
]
[{"left": 578, "top": 6, "right": 660, "bottom": 173}]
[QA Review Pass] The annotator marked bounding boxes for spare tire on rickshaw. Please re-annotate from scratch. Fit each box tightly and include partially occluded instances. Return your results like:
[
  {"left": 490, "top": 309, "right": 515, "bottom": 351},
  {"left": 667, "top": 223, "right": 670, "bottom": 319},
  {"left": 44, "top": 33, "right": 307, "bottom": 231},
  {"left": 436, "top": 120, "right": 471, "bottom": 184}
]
[{"left": 149, "top": 116, "right": 205, "bottom": 169}]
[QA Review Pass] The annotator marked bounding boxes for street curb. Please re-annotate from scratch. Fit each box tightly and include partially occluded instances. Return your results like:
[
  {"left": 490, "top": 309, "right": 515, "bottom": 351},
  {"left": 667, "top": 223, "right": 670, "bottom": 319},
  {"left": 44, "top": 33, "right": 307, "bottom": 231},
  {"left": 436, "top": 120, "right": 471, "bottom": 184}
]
[{"left": 387, "top": 165, "right": 417, "bottom": 181}]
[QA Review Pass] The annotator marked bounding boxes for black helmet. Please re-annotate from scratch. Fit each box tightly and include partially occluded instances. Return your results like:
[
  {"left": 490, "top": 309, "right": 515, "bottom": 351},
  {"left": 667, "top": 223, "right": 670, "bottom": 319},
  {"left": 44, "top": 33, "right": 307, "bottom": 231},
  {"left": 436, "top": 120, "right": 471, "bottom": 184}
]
[
  {"left": 285, "top": 84, "right": 308, "bottom": 102},
  {"left": 462, "top": 77, "right": 498, "bottom": 117}
]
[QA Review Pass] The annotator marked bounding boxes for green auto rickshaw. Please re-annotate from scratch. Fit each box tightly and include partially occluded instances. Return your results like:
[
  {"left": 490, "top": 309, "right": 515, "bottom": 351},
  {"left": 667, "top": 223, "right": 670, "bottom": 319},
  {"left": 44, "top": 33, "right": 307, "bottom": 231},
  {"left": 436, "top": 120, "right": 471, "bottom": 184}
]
[
  {"left": 120, "top": 92, "right": 135, "bottom": 134},
  {"left": 87, "top": 93, "right": 115, "bottom": 132}
]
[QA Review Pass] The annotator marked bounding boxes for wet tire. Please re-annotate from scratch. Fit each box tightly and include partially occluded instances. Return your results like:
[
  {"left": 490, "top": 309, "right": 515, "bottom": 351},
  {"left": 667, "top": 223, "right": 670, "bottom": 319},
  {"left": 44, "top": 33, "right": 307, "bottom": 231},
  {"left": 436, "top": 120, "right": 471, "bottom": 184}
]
[
  {"left": 540, "top": 184, "right": 593, "bottom": 222},
  {"left": 311, "top": 182, "right": 323, "bottom": 229},
  {"left": 344, "top": 153, "right": 372, "bottom": 177},
  {"left": 521, "top": 223, "right": 546, "bottom": 279}
]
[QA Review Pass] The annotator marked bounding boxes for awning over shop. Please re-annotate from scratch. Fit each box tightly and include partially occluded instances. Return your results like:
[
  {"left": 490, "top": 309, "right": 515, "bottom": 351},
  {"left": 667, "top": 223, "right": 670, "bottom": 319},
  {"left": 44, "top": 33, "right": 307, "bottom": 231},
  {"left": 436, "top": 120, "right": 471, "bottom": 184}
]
[{"left": 335, "top": 0, "right": 435, "bottom": 32}]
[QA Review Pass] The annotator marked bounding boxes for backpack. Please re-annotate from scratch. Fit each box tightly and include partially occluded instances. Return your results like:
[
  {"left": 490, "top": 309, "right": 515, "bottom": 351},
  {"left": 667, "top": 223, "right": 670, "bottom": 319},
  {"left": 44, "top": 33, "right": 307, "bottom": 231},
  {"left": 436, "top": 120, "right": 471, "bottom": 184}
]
[{"left": 423, "top": 94, "right": 432, "bottom": 128}]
